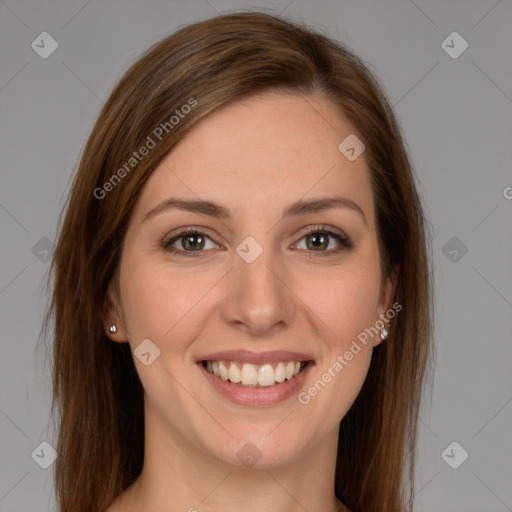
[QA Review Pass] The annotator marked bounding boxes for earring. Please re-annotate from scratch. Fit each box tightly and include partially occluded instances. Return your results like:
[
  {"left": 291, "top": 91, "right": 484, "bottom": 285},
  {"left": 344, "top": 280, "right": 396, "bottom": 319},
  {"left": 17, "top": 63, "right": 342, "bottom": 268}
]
[
  {"left": 109, "top": 325, "right": 117, "bottom": 334},
  {"left": 380, "top": 326, "right": 389, "bottom": 341}
]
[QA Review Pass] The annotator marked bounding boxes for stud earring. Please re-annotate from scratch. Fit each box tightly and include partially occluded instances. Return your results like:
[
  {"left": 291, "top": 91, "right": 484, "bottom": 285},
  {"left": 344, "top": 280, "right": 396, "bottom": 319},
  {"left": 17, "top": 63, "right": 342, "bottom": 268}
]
[
  {"left": 109, "top": 325, "right": 117, "bottom": 334},
  {"left": 381, "top": 326, "right": 389, "bottom": 341}
]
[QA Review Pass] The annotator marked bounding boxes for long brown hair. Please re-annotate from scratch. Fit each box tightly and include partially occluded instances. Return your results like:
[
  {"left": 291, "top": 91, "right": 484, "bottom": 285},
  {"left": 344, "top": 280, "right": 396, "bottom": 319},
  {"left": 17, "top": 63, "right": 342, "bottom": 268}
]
[{"left": 40, "top": 10, "right": 434, "bottom": 512}]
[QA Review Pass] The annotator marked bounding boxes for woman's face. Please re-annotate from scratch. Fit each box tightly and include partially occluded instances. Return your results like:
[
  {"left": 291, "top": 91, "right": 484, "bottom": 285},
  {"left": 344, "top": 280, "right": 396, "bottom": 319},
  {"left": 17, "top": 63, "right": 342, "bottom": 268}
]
[{"left": 109, "top": 92, "right": 395, "bottom": 469}]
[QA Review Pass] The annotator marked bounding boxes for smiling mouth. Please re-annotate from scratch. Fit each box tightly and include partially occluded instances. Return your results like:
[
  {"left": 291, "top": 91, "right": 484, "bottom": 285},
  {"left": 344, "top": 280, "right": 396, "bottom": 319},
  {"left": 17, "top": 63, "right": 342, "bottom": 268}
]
[{"left": 202, "top": 360, "right": 311, "bottom": 388}]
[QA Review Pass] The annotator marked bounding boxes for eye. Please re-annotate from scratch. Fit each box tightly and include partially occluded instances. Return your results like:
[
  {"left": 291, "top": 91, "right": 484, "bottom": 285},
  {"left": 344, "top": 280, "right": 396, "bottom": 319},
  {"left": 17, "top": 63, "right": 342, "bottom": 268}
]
[
  {"left": 293, "top": 225, "right": 353, "bottom": 255},
  {"left": 163, "top": 229, "right": 219, "bottom": 257},
  {"left": 162, "top": 225, "right": 353, "bottom": 258}
]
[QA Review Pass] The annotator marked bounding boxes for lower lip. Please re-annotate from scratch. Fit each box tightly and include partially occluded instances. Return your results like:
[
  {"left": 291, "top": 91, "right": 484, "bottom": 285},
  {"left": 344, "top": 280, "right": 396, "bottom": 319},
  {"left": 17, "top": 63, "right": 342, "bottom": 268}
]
[{"left": 199, "top": 362, "right": 314, "bottom": 407}]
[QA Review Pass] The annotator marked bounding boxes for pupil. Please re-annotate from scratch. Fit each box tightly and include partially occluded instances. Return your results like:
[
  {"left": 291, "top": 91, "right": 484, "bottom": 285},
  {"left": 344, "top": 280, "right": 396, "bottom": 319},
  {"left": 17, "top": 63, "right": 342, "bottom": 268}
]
[
  {"left": 309, "top": 233, "right": 327, "bottom": 250},
  {"left": 184, "top": 234, "right": 203, "bottom": 250}
]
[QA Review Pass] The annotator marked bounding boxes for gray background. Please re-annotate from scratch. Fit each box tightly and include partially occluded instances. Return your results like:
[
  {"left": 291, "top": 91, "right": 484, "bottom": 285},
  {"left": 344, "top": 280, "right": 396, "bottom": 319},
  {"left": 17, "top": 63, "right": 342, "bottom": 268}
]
[{"left": 1, "top": 0, "right": 511, "bottom": 511}]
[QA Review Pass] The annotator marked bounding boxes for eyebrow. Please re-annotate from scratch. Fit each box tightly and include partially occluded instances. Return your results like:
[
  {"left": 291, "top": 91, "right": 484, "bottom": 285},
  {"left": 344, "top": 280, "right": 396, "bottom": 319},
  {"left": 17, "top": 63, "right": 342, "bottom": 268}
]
[{"left": 142, "top": 196, "right": 367, "bottom": 225}]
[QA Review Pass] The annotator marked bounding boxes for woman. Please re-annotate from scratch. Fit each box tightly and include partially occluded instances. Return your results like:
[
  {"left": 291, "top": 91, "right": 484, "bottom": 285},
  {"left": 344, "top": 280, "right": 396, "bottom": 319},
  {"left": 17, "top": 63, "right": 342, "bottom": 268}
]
[{"left": 43, "top": 10, "right": 434, "bottom": 512}]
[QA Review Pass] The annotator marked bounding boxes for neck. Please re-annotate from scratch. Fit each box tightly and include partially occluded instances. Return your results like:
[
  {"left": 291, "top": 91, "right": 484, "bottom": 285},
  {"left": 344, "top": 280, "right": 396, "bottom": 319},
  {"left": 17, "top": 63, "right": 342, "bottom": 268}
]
[{"left": 112, "top": 400, "right": 349, "bottom": 512}]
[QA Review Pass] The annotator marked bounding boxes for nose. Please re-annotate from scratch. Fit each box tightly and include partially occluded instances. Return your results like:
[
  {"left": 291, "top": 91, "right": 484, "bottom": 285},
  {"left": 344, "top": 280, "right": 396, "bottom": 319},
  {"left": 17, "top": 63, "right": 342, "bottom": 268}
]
[{"left": 221, "top": 240, "right": 295, "bottom": 337}]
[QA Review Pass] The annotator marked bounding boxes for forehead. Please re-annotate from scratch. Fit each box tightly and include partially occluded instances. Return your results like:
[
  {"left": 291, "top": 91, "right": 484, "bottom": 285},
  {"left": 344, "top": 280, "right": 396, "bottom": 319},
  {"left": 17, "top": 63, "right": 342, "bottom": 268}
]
[{"left": 134, "top": 92, "right": 374, "bottom": 224}]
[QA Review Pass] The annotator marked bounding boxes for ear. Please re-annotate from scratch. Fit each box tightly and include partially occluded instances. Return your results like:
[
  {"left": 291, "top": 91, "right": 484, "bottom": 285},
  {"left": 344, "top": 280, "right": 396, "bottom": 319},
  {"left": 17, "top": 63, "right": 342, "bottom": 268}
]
[
  {"left": 375, "top": 264, "right": 400, "bottom": 345},
  {"left": 379, "top": 264, "right": 400, "bottom": 313},
  {"left": 104, "top": 280, "right": 128, "bottom": 343}
]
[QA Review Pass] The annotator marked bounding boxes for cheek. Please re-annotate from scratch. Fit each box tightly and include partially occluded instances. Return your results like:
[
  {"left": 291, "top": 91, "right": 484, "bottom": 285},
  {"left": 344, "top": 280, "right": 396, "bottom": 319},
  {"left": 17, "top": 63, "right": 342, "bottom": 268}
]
[
  {"left": 296, "top": 258, "right": 382, "bottom": 347},
  {"left": 296, "top": 264, "right": 379, "bottom": 420},
  {"left": 119, "top": 254, "right": 218, "bottom": 349},
  {"left": 120, "top": 256, "right": 178, "bottom": 342}
]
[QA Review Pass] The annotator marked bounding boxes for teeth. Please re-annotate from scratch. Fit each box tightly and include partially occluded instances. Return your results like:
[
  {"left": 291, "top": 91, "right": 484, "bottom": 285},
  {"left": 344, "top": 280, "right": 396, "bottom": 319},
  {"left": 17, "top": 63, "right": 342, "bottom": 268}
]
[
  {"left": 241, "top": 363, "right": 258, "bottom": 385},
  {"left": 218, "top": 361, "right": 229, "bottom": 380},
  {"left": 228, "top": 362, "right": 241, "bottom": 383},
  {"left": 275, "top": 362, "right": 285, "bottom": 383},
  {"left": 285, "top": 361, "right": 295, "bottom": 380},
  {"left": 258, "top": 364, "right": 275, "bottom": 387},
  {"left": 204, "top": 360, "right": 306, "bottom": 387}
]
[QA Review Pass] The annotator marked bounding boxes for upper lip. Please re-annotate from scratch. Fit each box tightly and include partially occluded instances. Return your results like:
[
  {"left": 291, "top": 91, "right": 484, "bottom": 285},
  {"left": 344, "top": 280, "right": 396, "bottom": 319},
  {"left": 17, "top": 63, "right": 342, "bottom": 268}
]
[{"left": 196, "top": 350, "right": 315, "bottom": 365}]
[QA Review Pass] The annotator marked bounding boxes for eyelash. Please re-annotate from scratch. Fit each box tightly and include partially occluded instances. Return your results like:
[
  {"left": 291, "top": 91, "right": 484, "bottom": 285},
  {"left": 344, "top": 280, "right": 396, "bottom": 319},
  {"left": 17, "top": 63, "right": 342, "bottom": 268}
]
[{"left": 162, "top": 225, "right": 353, "bottom": 258}]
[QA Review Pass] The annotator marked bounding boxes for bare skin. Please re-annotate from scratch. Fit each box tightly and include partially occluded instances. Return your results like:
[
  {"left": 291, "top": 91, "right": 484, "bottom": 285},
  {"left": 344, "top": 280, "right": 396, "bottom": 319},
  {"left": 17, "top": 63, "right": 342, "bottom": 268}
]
[{"left": 105, "top": 91, "right": 397, "bottom": 512}]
